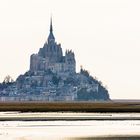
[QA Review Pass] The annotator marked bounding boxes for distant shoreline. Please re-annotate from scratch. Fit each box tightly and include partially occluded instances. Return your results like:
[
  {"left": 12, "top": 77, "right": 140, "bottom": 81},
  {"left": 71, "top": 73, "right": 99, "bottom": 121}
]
[
  {"left": 0, "top": 101, "right": 140, "bottom": 112},
  {"left": 68, "top": 135, "right": 140, "bottom": 140},
  {"left": 1, "top": 116, "right": 140, "bottom": 121}
]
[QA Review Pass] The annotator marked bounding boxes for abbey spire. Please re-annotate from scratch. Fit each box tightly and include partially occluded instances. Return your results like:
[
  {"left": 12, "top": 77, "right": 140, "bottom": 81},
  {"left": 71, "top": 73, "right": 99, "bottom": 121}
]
[
  {"left": 48, "top": 17, "right": 55, "bottom": 43},
  {"left": 50, "top": 17, "right": 53, "bottom": 32}
]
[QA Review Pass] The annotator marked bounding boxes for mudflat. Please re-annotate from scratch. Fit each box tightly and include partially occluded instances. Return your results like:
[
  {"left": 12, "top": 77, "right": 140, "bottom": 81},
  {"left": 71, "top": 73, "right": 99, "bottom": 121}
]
[
  {"left": 0, "top": 101, "right": 140, "bottom": 112},
  {"left": 68, "top": 136, "right": 140, "bottom": 140}
]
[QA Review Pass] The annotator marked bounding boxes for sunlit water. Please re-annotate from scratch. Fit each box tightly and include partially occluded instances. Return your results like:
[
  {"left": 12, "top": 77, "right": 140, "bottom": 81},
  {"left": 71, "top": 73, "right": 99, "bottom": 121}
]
[{"left": 0, "top": 112, "right": 140, "bottom": 140}]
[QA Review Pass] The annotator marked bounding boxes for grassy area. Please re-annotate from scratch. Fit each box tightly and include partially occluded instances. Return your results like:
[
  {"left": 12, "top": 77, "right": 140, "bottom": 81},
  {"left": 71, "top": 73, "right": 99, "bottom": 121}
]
[{"left": 0, "top": 101, "right": 140, "bottom": 112}]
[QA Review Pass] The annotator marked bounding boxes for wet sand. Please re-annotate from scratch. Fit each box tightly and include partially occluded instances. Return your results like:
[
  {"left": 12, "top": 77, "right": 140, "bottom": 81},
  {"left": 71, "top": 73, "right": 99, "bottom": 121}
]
[
  {"left": 1, "top": 112, "right": 140, "bottom": 121},
  {"left": 68, "top": 136, "right": 140, "bottom": 140},
  {"left": 0, "top": 119, "right": 140, "bottom": 139},
  {"left": 0, "top": 112, "right": 140, "bottom": 140}
]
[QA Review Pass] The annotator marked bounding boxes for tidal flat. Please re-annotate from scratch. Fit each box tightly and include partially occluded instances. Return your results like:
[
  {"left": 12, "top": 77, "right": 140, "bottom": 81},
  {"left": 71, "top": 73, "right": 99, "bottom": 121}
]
[
  {"left": 0, "top": 102, "right": 140, "bottom": 140},
  {"left": 68, "top": 136, "right": 140, "bottom": 140},
  {"left": 0, "top": 112, "right": 140, "bottom": 140}
]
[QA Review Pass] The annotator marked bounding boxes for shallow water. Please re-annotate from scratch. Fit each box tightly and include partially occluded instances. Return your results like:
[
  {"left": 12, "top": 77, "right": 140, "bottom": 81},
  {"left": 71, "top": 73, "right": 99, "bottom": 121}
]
[{"left": 0, "top": 112, "right": 140, "bottom": 140}]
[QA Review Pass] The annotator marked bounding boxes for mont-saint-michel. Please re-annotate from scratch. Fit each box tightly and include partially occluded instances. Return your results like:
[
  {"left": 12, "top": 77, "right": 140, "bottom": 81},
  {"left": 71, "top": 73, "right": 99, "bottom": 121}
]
[{"left": 0, "top": 19, "right": 110, "bottom": 101}]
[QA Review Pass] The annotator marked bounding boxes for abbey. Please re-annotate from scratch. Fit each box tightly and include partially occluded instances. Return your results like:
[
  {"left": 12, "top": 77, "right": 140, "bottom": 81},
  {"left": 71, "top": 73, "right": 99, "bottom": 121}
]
[
  {"left": 0, "top": 18, "right": 110, "bottom": 101},
  {"left": 30, "top": 19, "right": 76, "bottom": 74}
]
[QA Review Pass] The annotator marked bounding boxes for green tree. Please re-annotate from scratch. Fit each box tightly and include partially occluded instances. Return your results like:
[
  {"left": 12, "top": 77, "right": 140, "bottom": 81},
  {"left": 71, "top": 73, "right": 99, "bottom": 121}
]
[{"left": 52, "top": 75, "right": 60, "bottom": 85}]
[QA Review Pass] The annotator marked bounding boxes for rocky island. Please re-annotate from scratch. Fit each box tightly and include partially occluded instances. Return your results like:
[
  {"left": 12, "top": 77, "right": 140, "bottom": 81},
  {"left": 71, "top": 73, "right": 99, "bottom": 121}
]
[{"left": 0, "top": 19, "right": 110, "bottom": 101}]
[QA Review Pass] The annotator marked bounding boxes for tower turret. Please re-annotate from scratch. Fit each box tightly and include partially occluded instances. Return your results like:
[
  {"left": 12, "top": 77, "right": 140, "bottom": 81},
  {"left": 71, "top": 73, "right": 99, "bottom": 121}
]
[{"left": 65, "top": 50, "right": 76, "bottom": 73}]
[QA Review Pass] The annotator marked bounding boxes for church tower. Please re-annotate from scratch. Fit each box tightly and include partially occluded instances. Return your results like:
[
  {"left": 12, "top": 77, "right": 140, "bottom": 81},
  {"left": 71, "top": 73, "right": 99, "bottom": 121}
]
[
  {"left": 38, "top": 17, "right": 63, "bottom": 62},
  {"left": 65, "top": 50, "right": 76, "bottom": 73},
  {"left": 30, "top": 18, "right": 76, "bottom": 74}
]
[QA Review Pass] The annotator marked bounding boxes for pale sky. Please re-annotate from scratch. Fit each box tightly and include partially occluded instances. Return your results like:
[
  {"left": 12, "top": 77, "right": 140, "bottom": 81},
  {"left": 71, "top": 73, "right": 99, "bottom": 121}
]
[{"left": 0, "top": 0, "right": 140, "bottom": 99}]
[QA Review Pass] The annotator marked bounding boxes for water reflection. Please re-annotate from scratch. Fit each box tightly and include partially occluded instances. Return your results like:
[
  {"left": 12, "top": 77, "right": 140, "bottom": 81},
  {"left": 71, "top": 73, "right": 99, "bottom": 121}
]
[{"left": 0, "top": 112, "right": 140, "bottom": 140}]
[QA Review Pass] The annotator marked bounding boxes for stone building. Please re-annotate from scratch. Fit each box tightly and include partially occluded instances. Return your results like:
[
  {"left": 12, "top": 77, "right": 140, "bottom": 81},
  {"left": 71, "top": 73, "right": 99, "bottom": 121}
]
[
  {"left": 30, "top": 18, "right": 76, "bottom": 74},
  {"left": 0, "top": 18, "right": 110, "bottom": 101}
]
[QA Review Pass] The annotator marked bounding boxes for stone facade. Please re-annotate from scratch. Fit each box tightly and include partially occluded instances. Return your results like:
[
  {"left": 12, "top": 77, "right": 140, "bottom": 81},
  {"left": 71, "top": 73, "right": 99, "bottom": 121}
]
[{"left": 30, "top": 19, "right": 76, "bottom": 74}]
